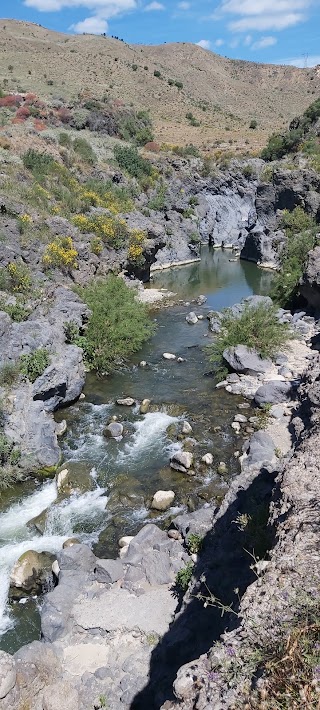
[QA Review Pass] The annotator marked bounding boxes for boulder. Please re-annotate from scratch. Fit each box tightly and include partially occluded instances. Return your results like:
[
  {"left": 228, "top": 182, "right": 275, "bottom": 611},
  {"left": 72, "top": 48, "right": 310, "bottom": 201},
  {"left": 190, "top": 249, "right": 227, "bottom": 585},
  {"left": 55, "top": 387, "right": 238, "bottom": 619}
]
[
  {"left": 94, "top": 559, "right": 124, "bottom": 584},
  {"left": 163, "top": 352, "right": 176, "bottom": 360},
  {"left": 104, "top": 422, "right": 124, "bottom": 438},
  {"left": 119, "top": 535, "right": 134, "bottom": 548},
  {"left": 223, "top": 344, "right": 272, "bottom": 375},
  {"left": 181, "top": 421, "right": 193, "bottom": 435},
  {"left": 255, "top": 380, "right": 292, "bottom": 406},
  {"left": 300, "top": 246, "right": 320, "bottom": 308},
  {"left": 170, "top": 450, "right": 193, "bottom": 472},
  {"left": 9, "top": 550, "right": 56, "bottom": 600},
  {"left": 186, "top": 312, "right": 198, "bottom": 325},
  {"left": 140, "top": 398, "right": 151, "bottom": 414},
  {"left": 62, "top": 538, "right": 80, "bottom": 548},
  {"left": 0, "top": 651, "right": 16, "bottom": 699},
  {"left": 56, "top": 468, "right": 69, "bottom": 493},
  {"left": 151, "top": 490, "right": 175, "bottom": 511},
  {"left": 196, "top": 295, "right": 207, "bottom": 305},
  {"left": 116, "top": 397, "right": 135, "bottom": 406},
  {"left": 242, "top": 431, "right": 276, "bottom": 468}
]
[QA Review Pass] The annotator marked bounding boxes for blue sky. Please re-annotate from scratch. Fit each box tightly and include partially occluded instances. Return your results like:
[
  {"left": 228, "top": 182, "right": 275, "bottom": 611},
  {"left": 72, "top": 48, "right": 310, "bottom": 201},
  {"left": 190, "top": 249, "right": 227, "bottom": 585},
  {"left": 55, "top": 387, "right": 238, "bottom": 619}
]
[{"left": 2, "top": 0, "right": 320, "bottom": 67}]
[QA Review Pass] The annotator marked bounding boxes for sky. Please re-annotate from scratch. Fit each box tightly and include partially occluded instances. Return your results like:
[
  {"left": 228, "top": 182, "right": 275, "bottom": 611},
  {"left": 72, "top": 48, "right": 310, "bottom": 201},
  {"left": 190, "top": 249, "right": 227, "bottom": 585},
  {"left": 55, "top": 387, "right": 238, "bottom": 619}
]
[{"left": 2, "top": 0, "right": 320, "bottom": 67}]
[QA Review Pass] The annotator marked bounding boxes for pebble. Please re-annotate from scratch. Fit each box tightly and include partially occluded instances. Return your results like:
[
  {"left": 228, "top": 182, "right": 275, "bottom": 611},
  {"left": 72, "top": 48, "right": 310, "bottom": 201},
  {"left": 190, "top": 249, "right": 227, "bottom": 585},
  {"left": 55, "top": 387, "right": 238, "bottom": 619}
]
[
  {"left": 182, "top": 421, "right": 193, "bottom": 435},
  {"left": 217, "top": 462, "right": 228, "bottom": 474},
  {"left": 177, "top": 357, "right": 186, "bottom": 363},
  {"left": 139, "top": 361, "right": 147, "bottom": 367},
  {"left": 201, "top": 453, "right": 213, "bottom": 465},
  {"left": 231, "top": 422, "right": 241, "bottom": 433},
  {"left": 163, "top": 353, "right": 176, "bottom": 360},
  {"left": 116, "top": 397, "right": 135, "bottom": 406}
]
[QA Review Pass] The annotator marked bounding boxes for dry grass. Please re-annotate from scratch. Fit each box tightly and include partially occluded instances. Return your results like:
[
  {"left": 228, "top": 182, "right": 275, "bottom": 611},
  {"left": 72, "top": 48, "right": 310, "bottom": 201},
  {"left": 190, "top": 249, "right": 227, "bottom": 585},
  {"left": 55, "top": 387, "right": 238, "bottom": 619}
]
[{"left": 0, "top": 20, "right": 319, "bottom": 150}]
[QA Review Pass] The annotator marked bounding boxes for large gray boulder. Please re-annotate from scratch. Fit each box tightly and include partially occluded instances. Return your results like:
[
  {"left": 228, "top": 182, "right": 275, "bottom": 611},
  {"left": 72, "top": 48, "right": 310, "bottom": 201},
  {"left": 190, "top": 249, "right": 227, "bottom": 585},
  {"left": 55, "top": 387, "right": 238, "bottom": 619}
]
[
  {"left": 9, "top": 550, "right": 56, "bottom": 600},
  {"left": 255, "top": 380, "right": 292, "bottom": 406},
  {"left": 0, "top": 651, "right": 16, "bottom": 700},
  {"left": 300, "top": 245, "right": 320, "bottom": 309},
  {"left": 242, "top": 431, "right": 276, "bottom": 468},
  {"left": 223, "top": 344, "right": 272, "bottom": 375}
]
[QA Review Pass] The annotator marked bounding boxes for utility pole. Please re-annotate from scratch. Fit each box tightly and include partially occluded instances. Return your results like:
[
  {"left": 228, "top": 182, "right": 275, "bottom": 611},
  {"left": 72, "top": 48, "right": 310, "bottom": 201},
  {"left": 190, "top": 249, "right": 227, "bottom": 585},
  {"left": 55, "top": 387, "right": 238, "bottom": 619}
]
[{"left": 303, "top": 52, "right": 308, "bottom": 68}]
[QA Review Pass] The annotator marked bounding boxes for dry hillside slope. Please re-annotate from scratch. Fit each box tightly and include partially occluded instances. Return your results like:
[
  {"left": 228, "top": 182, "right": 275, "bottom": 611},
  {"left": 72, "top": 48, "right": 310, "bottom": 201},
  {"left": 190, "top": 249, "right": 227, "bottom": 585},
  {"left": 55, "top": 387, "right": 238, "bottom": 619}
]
[{"left": 0, "top": 19, "right": 320, "bottom": 148}]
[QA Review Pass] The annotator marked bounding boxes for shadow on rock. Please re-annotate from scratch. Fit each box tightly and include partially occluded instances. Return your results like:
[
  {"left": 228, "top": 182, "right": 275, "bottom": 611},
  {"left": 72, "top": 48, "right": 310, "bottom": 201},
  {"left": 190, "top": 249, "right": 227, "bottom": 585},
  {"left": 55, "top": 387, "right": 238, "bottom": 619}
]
[{"left": 131, "top": 466, "right": 276, "bottom": 709}]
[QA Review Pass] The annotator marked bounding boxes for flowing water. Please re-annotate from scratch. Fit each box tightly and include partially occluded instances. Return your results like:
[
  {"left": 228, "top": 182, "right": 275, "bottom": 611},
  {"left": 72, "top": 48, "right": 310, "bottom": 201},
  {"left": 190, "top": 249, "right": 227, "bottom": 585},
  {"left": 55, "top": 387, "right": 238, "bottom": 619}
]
[{"left": 0, "top": 248, "right": 273, "bottom": 652}]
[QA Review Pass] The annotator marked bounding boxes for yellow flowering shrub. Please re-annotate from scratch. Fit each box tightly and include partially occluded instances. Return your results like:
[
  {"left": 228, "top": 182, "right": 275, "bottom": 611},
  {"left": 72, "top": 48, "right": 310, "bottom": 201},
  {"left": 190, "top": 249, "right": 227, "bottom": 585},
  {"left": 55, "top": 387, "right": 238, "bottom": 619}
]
[
  {"left": 43, "top": 237, "right": 78, "bottom": 270},
  {"left": 18, "top": 213, "right": 33, "bottom": 234},
  {"left": 79, "top": 188, "right": 133, "bottom": 214},
  {"left": 73, "top": 214, "right": 129, "bottom": 250},
  {"left": 127, "top": 229, "right": 146, "bottom": 266},
  {"left": 7, "top": 262, "right": 32, "bottom": 293}
]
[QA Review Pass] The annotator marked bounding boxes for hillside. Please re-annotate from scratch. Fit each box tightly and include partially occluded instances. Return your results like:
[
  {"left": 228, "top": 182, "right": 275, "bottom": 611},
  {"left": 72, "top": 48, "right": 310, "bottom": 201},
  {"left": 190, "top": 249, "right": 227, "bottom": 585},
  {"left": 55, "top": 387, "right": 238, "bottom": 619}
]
[{"left": 0, "top": 19, "right": 320, "bottom": 149}]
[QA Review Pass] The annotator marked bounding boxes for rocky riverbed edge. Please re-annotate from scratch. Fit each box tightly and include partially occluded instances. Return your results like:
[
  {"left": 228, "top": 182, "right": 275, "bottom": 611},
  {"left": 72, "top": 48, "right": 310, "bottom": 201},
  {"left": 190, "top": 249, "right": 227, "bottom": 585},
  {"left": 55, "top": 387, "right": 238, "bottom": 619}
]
[{"left": 1, "top": 294, "right": 320, "bottom": 709}]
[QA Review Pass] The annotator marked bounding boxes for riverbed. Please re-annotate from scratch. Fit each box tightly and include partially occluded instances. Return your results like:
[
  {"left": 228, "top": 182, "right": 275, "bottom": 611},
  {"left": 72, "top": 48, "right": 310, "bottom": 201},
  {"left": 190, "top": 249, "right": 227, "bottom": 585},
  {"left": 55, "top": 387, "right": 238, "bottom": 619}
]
[{"left": 0, "top": 248, "right": 273, "bottom": 653}]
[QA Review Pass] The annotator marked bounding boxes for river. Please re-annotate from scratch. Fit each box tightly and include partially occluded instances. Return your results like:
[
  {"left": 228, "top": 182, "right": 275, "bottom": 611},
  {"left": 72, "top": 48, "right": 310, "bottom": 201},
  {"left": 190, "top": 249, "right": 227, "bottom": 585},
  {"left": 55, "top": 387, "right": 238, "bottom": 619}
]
[{"left": 0, "top": 248, "right": 273, "bottom": 653}]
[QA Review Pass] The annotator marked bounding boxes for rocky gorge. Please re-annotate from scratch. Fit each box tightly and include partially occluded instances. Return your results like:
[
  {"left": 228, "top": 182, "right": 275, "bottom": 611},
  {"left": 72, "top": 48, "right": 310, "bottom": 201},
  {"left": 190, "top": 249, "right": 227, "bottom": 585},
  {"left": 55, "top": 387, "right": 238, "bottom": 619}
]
[{"left": 0, "top": 117, "right": 320, "bottom": 709}]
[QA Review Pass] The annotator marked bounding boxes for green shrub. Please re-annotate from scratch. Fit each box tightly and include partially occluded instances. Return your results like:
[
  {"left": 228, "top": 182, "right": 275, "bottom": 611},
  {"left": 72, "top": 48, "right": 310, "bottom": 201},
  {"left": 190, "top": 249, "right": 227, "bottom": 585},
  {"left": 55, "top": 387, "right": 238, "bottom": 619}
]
[
  {"left": 187, "top": 533, "right": 203, "bottom": 554},
  {"left": 119, "top": 111, "right": 154, "bottom": 146},
  {"left": 73, "top": 137, "right": 96, "bottom": 164},
  {"left": 75, "top": 275, "right": 155, "bottom": 374},
  {"left": 0, "top": 433, "right": 21, "bottom": 488},
  {"left": 207, "top": 303, "right": 291, "bottom": 380},
  {"left": 23, "top": 149, "right": 55, "bottom": 177},
  {"left": 0, "top": 300, "right": 30, "bottom": 322},
  {"left": 59, "top": 132, "right": 72, "bottom": 148},
  {"left": 249, "top": 119, "right": 257, "bottom": 129},
  {"left": 270, "top": 207, "right": 318, "bottom": 306},
  {"left": 0, "top": 362, "right": 20, "bottom": 386},
  {"left": 72, "top": 108, "right": 89, "bottom": 130},
  {"left": 19, "top": 348, "right": 50, "bottom": 383},
  {"left": 175, "top": 562, "right": 194, "bottom": 592},
  {"left": 114, "top": 144, "right": 153, "bottom": 179},
  {"left": 172, "top": 144, "right": 200, "bottom": 158},
  {"left": 175, "top": 81, "right": 183, "bottom": 90},
  {"left": 186, "top": 112, "right": 200, "bottom": 127},
  {"left": 154, "top": 70, "right": 161, "bottom": 78},
  {"left": 242, "top": 164, "right": 255, "bottom": 179},
  {"left": 148, "top": 182, "right": 167, "bottom": 211}
]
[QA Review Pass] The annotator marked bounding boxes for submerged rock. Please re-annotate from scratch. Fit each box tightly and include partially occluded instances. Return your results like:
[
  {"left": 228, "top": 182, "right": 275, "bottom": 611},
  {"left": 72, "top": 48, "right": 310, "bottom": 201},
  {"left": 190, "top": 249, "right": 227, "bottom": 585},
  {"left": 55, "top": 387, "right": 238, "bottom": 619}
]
[
  {"left": 186, "top": 312, "right": 198, "bottom": 325},
  {"left": 104, "top": 422, "right": 124, "bottom": 439},
  {"left": 202, "top": 453, "right": 213, "bottom": 465},
  {"left": 140, "top": 398, "right": 151, "bottom": 414},
  {"left": 151, "top": 490, "right": 175, "bottom": 511}
]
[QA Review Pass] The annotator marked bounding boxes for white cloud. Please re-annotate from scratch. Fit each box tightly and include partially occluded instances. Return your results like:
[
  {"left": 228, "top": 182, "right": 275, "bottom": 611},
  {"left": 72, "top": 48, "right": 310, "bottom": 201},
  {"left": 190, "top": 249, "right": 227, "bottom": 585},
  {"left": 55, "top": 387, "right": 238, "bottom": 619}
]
[
  {"left": 275, "top": 54, "right": 320, "bottom": 67},
  {"left": 24, "top": 0, "right": 137, "bottom": 14},
  {"left": 243, "top": 33, "right": 252, "bottom": 45},
  {"left": 178, "top": 1, "right": 190, "bottom": 8},
  {"left": 215, "top": 0, "right": 311, "bottom": 33},
  {"left": 229, "top": 13, "right": 304, "bottom": 31},
  {"left": 144, "top": 1, "right": 165, "bottom": 9},
  {"left": 251, "top": 35, "right": 277, "bottom": 48},
  {"left": 72, "top": 14, "right": 108, "bottom": 31},
  {"left": 196, "top": 39, "right": 211, "bottom": 49},
  {"left": 215, "top": 38, "right": 224, "bottom": 46}
]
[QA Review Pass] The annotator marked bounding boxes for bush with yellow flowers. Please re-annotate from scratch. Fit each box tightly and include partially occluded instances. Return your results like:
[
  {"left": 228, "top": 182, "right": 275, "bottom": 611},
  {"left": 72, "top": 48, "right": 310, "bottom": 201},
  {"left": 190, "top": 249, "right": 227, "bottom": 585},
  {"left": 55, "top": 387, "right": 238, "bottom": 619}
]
[
  {"left": 43, "top": 236, "right": 78, "bottom": 270},
  {"left": 18, "top": 214, "right": 33, "bottom": 234},
  {"left": 127, "top": 229, "right": 146, "bottom": 266},
  {"left": 6, "top": 262, "right": 32, "bottom": 293},
  {"left": 73, "top": 214, "right": 129, "bottom": 250}
]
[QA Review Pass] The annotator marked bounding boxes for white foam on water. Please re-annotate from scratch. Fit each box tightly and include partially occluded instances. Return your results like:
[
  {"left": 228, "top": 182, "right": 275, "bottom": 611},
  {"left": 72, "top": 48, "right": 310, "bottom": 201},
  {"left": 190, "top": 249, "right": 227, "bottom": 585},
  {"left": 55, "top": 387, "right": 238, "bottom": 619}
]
[
  {"left": 0, "top": 482, "right": 108, "bottom": 636},
  {"left": 119, "top": 412, "right": 178, "bottom": 461},
  {"left": 0, "top": 481, "right": 57, "bottom": 542}
]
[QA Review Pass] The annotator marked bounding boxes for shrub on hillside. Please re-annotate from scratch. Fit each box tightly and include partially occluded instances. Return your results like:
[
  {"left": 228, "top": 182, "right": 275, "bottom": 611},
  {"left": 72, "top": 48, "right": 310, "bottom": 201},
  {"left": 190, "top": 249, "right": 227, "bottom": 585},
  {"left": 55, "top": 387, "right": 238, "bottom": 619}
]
[
  {"left": 74, "top": 275, "right": 155, "bottom": 373},
  {"left": 207, "top": 302, "right": 291, "bottom": 380},
  {"left": 114, "top": 144, "right": 153, "bottom": 179},
  {"left": 23, "top": 149, "right": 55, "bottom": 177},
  {"left": 73, "top": 137, "right": 96, "bottom": 164},
  {"left": 43, "top": 237, "right": 78, "bottom": 270}
]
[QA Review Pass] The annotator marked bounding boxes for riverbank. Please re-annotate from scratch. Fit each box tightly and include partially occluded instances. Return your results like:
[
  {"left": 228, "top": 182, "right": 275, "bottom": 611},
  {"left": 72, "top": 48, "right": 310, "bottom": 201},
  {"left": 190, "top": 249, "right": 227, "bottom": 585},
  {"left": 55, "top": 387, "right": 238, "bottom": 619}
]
[{"left": 1, "top": 281, "right": 319, "bottom": 709}]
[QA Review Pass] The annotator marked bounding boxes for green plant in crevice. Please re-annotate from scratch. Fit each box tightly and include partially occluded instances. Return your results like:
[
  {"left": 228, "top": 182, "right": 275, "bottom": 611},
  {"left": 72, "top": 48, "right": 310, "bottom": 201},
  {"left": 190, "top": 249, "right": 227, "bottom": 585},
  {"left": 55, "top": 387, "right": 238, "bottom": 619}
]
[
  {"left": 187, "top": 533, "right": 203, "bottom": 554},
  {"left": 206, "top": 302, "right": 291, "bottom": 381},
  {"left": 0, "top": 362, "right": 20, "bottom": 386},
  {"left": 19, "top": 348, "right": 50, "bottom": 383},
  {"left": 175, "top": 561, "right": 194, "bottom": 592}
]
